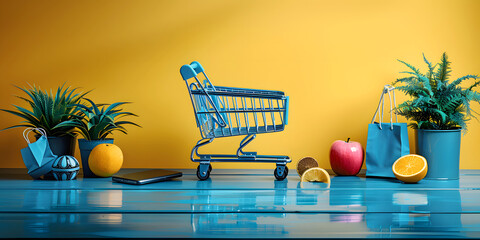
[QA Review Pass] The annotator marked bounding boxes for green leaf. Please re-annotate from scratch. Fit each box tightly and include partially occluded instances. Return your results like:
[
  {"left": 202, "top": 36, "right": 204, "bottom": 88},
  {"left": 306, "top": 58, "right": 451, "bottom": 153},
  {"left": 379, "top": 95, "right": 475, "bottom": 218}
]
[
  {"left": 0, "top": 124, "right": 36, "bottom": 131},
  {"left": 15, "top": 85, "right": 36, "bottom": 104},
  {"left": 84, "top": 98, "right": 100, "bottom": 115},
  {"left": 417, "top": 121, "right": 427, "bottom": 129},
  {"left": 14, "top": 95, "right": 35, "bottom": 107},
  {"left": 397, "top": 59, "right": 422, "bottom": 75},
  {"left": 450, "top": 75, "right": 479, "bottom": 89},
  {"left": 1, "top": 84, "right": 90, "bottom": 136},
  {"left": 75, "top": 98, "right": 140, "bottom": 139},
  {"left": 0, "top": 109, "right": 41, "bottom": 127},
  {"left": 3, "top": 84, "right": 138, "bottom": 138},
  {"left": 469, "top": 80, "right": 480, "bottom": 91},
  {"left": 104, "top": 102, "right": 130, "bottom": 115},
  {"left": 53, "top": 84, "right": 63, "bottom": 106},
  {"left": 423, "top": 53, "right": 434, "bottom": 72},
  {"left": 12, "top": 105, "right": 37, "bottom": 119},
  {"left": 435, "top": 52, "right": 451, "bottom": 83},
  {"left": 394, "top": 52, "right": 480, "bottom": 133},
  {"left": 115, "top": 121, "right": 142, "bottom": 128},
  {"left": 91, "top": 120, "right": 112, "bottom": 140},
  {"left": 112, "top": 112, "right": 139, "bottom": 119},
  {"left": 432, "top": 109, "right": 447, "bottom": 123},
  {"left": 51, "top": 120, "right": 81, "bottom": 130}
]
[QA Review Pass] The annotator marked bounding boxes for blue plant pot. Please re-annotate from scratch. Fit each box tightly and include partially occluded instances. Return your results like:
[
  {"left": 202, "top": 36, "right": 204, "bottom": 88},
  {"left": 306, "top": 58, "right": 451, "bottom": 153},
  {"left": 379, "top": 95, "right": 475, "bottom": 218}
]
[
  {"left": 35, "top": 134, "right": 77, "bottom": 156},
  {"left": 416, "top": 129, "right": 461, "bottom": 180},
  {"left": 78, "top": 139, "right": 114, "bottom": 178}
]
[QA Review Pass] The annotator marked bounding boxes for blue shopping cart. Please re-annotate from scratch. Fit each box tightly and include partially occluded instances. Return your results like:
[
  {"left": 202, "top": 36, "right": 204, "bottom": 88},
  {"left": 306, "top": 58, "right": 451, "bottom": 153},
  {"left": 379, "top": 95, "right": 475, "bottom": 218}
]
[{"left": 180, "top": 61, "right": 291, "bottom": 180}]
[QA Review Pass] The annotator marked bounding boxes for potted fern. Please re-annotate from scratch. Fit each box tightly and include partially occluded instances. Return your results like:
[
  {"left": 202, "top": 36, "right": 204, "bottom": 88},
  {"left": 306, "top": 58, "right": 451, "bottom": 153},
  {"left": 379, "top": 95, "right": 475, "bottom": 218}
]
[
  {"left": 1, "top": 84, "right": 89, "bottom": 156},
  {"left": 393, "top": 53, "right": 480, "bottom": 180},
  {"left": 64, "top": 98, "right": 140, "bottom": 177}
]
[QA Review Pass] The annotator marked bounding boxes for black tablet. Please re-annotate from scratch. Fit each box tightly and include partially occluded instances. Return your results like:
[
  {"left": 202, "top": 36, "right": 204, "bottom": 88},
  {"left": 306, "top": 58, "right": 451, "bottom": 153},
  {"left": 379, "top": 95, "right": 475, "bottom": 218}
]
[{"left": 112, "top": 169, "right": 182, "bottom": 185}]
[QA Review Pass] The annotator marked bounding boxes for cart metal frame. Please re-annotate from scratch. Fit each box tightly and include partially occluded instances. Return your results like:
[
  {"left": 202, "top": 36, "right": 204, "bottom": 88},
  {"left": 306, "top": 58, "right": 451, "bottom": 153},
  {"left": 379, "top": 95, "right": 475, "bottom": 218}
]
[{"left": 180, "top": 61, "right": 291, "bottom": 180}]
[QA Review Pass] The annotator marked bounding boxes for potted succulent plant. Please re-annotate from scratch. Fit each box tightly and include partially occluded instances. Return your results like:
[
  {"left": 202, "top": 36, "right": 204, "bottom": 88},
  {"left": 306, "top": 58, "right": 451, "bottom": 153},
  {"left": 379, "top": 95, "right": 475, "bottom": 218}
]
[
  {"left": 64, "top": 98, "right": 140, "bottom": 177},
  {"left": 393, "top": 53, "right": 480, "bottom": 180},
  {"left": 1, "top": 84, "right": 89, "bottom": 156}
]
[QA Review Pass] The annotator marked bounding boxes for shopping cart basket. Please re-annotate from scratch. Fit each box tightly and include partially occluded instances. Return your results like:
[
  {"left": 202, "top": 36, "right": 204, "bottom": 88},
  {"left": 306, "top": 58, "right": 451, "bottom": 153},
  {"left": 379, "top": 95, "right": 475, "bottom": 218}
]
[{"left": 180, "top": 61, "right": 291, "bottom": 180}]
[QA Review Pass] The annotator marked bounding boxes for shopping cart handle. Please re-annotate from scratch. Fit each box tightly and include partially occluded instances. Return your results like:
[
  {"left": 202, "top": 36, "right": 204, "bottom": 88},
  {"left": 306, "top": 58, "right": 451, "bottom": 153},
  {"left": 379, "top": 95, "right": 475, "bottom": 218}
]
[
  {"left": 190, "top": 61, "right": 205, "bottom": 74},
  {"left": 180, "top": 61, "right": 205, "bottom": 80},
  {"left": 180, "top": 61, "right": 227, "bottom": 127}
]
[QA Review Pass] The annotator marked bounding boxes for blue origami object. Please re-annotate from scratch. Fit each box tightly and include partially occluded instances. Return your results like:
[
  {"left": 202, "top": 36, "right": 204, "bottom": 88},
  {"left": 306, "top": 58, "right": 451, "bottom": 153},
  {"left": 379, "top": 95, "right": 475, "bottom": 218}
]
[
  {"left": 51, "top": 155, "right": 80, "bottom": 180},
  {"left": 20, "top": 128, "right": 57, "bottom": 179}
]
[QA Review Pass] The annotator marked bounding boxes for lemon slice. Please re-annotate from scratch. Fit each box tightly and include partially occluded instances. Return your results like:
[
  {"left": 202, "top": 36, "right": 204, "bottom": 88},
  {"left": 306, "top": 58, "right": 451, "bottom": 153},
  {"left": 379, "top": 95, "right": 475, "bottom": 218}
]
[
  {"left": 296, "top": 157, "right": 319, "bottom": 176},
  {"left": 300, "top": 167, "right": 331, "bottom": 184},
  {"left": 392, "top": 154, "right": 428, "bottom": 183}
]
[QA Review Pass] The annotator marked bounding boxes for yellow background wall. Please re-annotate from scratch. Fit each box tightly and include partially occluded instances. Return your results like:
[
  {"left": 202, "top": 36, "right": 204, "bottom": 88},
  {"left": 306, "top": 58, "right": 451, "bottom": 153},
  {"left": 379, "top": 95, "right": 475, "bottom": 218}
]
[{"left": 1, "top": 0, "right": 479, "bottom": 170}]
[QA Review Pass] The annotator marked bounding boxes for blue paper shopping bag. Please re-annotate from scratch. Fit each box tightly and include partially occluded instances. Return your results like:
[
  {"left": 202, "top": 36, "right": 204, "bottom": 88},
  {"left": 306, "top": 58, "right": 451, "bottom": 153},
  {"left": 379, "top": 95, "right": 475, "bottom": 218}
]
[
  {"left": 20, "top": 128, "right": 57, "bottom": 179},
  {"left": 365, "top": 85, "right": 410, "bottom": 178}
]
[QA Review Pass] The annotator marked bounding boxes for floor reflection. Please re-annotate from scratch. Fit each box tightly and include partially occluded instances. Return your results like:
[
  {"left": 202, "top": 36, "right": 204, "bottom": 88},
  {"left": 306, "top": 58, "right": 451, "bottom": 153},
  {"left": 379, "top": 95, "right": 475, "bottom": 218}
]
[
  {"left": 296, "top": 179, "right": 330, "bottom": 206},
  {"left": 21, "top": 189, "right": 125, "bottom": 229},
  {"left": 12, "top": 173, "right": 470, "bottom": 237},
  {"left": 328, "top": 176, "right": 365, "bottom": 223},
  {"left": 190, "top": 179, "right": 288, "bottom": 236},
  {"left": 87, "top": 190, "right": 123, "bottom": 208},
  {"left": 24, "top": 189, "right": 79, "bottom": 211},
  {"left": 320, "top": 176, "right": 466, "bottom": 234},
  {"left": 364, "top": 178, "right": 462, "bottom": 234},
  {"left": 88, "top": 214, "right": 123, "bottom": 224},
  {"left": 330, "top": 214, "right": 364, "bottom": 223}
]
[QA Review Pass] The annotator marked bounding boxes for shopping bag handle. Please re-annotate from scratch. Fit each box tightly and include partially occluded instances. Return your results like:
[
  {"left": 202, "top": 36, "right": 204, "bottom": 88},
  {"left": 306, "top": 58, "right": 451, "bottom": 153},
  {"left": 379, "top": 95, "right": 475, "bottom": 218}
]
[
  {"left": 180, "top": 61, "right": 227, "bottom": 127},
  {"left": 371, "top": 85, "right": 398, "bottom": 130},
  {"left": 23, "top": 128, "right": 47, "bottom": 144}
]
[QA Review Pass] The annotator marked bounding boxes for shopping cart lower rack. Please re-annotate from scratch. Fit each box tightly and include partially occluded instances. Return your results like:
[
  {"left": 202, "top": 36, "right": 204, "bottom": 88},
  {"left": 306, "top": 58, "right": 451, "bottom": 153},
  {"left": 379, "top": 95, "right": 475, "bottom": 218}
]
[{"left": 180, "top": 61, "right": 291, "bottom": 180}]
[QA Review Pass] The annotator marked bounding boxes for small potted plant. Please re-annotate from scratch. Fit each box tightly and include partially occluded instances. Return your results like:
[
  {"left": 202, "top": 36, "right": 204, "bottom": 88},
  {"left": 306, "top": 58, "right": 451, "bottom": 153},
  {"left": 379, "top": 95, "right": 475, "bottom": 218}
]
[
  {"left": 1, "top": 84, "right": 89, "bottom": 156},
  {"left": 393, "top": 53, "right": 480, "bottom": 180},
  {"left": 68, "top": 98, "right": 140, "bottom": 177}
]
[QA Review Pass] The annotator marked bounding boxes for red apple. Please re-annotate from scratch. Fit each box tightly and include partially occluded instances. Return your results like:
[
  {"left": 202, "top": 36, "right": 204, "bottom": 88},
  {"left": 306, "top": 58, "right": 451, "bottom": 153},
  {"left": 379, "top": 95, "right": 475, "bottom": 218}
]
[{"left": 330, "top": 138, "right": 364, "bottom": 176}]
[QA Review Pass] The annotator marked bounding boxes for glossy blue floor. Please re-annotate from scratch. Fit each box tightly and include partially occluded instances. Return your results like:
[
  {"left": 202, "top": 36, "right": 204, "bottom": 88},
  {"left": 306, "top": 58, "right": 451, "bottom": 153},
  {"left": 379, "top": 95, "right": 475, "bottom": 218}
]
[{"left": 1, "top": 168, "right": 480, "bottom": 238}]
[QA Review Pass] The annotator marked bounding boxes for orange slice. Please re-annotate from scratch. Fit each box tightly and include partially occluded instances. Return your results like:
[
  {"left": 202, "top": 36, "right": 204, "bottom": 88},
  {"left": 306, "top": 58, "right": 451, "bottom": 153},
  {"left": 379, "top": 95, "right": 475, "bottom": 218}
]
[
  {"left": 392, "top": 154, "right": 428, "bottom": 183},
  {"left": 300, "top": 167, "right": 331, "bottom": 184},
  {"left": 296, "top": 157, "right": 319, "bottom": 176}
]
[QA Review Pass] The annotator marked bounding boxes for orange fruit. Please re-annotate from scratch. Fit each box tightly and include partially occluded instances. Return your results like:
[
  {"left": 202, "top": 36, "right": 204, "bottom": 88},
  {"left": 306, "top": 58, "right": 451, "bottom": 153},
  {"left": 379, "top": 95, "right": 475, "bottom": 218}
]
[
  {"left": 300, "top": 167, "right": 331, "bottom": 184},
  {"left": 296, "top": 157, "right": 319, "bottom": 176},
  {"left": 89, "top": 143, "right": 123, "bottom": 177},
  {"left": 392, "top": 154, "right": 428, "bottom": 183}
]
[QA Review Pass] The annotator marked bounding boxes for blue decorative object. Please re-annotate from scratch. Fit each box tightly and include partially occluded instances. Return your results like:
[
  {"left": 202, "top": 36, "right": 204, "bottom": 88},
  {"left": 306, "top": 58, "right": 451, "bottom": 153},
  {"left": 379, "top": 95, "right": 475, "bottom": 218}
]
[
  {"left": 20, "top": 128, "right": 58, "bottom": 179},
  {"left": 180, "top": 61, "right": 291, "bottom": 181},
  {"left": 51, "top": 155, "right": 80, "bottom": 181}
]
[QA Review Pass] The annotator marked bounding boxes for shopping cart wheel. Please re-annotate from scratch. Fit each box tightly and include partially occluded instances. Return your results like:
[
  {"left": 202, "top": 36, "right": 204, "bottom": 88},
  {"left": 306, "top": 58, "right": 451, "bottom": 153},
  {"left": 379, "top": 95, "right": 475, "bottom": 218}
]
[
  {"left": 196, "top": 165, "right": 211, "bottom": 180},
  {"left": 274, "top": 166, "right": 288, "bottom": 181}
]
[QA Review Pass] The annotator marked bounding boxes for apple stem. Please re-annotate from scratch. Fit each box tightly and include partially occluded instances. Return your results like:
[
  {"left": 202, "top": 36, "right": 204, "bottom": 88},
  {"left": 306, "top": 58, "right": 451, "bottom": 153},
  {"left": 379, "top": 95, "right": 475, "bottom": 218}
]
[{"left": 346, "top": 138, "right": 350, "bottom": 143}]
